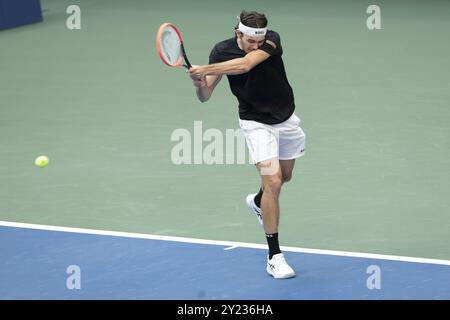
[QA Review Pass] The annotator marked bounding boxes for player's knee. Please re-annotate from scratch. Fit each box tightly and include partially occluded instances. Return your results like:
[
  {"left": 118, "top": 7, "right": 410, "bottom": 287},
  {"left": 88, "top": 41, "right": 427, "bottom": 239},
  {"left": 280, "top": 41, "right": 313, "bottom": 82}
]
[
  {"left": 282, "top": 173, "right": 292, "bottom": 183},
  {"left": 264, "top": 177, "right": 282, "bottom": 197}
]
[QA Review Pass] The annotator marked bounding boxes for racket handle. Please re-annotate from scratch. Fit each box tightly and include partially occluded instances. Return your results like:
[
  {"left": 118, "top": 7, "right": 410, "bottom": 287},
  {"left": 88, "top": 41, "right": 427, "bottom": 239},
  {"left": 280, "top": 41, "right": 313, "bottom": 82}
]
[{"left": 181, "top": 43, "right": 192, "bottom": 69}]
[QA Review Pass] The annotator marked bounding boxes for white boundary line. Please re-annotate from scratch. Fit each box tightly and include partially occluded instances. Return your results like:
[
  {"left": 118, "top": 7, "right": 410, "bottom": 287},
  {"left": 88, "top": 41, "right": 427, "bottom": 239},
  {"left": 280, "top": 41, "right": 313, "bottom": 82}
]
[
  {"left": 224, "top": 246, "right": 238, "bottom": 250},
  {"left": 1, "top": 220, "right": 450, "bottom": 266}
]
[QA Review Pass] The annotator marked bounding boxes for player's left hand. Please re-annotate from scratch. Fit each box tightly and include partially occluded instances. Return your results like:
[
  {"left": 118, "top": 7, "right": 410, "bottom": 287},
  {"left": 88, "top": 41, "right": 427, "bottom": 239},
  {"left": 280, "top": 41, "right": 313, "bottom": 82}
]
[{"left": 187, "top": 65, "right": 207, "bottom": 80}]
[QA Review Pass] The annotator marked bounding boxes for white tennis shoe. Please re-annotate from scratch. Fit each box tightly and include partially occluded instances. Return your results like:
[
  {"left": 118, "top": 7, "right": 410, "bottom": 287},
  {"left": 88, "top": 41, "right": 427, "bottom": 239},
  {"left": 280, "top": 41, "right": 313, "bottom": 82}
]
[
  {"left": 245, "top": 193, "right": 263, "bottom": 225},
  {"left": 266, "top": 253, "right": 296, "bottom": 279}
]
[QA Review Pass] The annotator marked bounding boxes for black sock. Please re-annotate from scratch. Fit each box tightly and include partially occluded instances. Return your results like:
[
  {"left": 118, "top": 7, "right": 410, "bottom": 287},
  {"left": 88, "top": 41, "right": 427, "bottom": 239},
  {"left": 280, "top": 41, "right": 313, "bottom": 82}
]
[
  {"left": 254, "top": 188, "right": 263, "bottom": 208},
  {"left": 266, "top": 233, "right": 281, "bottom": 259}
]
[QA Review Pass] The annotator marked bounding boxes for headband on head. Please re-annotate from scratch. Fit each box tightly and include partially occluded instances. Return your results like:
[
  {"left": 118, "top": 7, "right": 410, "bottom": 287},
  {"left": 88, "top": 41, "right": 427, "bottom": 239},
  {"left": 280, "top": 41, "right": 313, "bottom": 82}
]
[{"left": 238, "top": 22, "right": 267, "bottom": 37}]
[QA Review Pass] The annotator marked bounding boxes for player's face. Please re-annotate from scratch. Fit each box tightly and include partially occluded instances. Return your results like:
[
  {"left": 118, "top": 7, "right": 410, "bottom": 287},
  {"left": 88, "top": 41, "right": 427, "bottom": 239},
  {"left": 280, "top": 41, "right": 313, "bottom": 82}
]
[{"left": 236, "top": 31, "right": 265, "bottom": 53}]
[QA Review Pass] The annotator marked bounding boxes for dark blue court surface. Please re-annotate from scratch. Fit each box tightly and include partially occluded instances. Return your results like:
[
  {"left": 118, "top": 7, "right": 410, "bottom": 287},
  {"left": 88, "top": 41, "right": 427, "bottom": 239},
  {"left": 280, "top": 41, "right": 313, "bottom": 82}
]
[{"left": 1, "top": 225, "right": 449, "bottom": 299}]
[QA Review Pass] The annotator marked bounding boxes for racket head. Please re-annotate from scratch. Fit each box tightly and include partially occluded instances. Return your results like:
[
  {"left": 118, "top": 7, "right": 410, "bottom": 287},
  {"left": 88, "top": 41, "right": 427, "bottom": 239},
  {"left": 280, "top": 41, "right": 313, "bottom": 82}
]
[{"left": 156, "top": 22, "right": 184, "bottom": 67}]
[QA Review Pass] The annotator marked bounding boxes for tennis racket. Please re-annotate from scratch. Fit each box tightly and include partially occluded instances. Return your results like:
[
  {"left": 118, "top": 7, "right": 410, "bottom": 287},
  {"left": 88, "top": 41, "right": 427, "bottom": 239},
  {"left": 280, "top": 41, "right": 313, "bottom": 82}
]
[{"left": 156, "top": 22, "right": 192, "bottom": 69}]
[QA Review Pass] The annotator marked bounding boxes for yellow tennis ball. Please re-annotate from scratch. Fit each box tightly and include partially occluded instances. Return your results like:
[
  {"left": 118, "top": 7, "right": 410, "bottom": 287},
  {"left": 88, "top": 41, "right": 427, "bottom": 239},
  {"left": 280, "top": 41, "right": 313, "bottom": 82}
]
[{"left": 35, "top": 155, "right": 49, "bottom": 168}]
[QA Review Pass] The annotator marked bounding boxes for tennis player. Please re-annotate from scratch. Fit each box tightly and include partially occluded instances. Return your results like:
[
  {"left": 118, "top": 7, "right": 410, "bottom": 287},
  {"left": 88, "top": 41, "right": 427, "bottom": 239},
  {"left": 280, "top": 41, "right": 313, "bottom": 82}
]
[{"left": 188, "top": 10, "right": 305, "bottom": 279}]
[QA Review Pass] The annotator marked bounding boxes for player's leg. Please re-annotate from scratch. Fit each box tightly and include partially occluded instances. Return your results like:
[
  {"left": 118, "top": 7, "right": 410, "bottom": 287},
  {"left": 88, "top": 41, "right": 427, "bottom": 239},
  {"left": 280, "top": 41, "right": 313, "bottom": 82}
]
[
  {"left": 256, "top": 158, "right": 295, "bottom": 278},
  {"left": 241, "top": 121, "right": 277, "bottom": 225},
  {"left": 239, "top": 119, "right": 295, "bottom": 278},
  {"left": 248, "top": 159, "right": 294, "bottom": 223},
  {"left": 257, "top": 158, "right": 282, "bottom": 235},
  {"left": 257, "top": 113, "right": 304, "bottom": 278},
  {"left": 279, "top": 159, "right": 295, "bottom": 183},
  {"left": 256, "top": 159, "right": 295, "bottom": 234}
]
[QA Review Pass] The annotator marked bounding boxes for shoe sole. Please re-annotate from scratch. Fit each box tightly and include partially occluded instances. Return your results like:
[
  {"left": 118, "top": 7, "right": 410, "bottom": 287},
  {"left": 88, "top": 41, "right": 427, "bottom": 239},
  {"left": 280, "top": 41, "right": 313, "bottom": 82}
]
[{"left": 266, "top": 266, "right": 296, "bottom": 279}]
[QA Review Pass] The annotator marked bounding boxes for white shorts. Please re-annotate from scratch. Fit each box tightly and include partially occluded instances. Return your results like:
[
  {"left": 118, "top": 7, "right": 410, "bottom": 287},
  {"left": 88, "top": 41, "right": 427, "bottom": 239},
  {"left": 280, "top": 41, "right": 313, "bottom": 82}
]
[{"left": 239, "top": 113, "right": 306, "bottom": 164}]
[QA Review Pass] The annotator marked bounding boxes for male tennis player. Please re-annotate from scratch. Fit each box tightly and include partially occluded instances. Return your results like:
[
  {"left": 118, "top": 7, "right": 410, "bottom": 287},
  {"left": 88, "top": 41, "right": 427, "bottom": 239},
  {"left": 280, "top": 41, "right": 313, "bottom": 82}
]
[{"left": 188, "top": 10, "right": 305, "bottom": 279}]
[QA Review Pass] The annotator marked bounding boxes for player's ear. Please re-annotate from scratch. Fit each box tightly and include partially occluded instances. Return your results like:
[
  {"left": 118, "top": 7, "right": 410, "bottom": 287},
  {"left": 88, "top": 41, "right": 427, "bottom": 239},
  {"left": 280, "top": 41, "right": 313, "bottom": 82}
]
[{"left": 235, "top": 29, "right": 243, "bottom": 38}]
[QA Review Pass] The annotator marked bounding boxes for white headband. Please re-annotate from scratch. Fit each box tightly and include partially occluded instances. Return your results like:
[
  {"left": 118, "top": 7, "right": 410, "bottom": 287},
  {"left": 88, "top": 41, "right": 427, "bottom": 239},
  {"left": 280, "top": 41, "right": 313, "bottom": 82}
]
[{"left": 238, "top": 22, "right": 267, "bottom": 37}]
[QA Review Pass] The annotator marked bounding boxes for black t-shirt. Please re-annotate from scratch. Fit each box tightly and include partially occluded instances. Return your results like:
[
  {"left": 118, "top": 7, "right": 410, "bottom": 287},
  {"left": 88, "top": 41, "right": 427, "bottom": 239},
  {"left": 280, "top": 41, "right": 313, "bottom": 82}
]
[{"left": 209, "top": 30, "right": 295, "bottom": 124}]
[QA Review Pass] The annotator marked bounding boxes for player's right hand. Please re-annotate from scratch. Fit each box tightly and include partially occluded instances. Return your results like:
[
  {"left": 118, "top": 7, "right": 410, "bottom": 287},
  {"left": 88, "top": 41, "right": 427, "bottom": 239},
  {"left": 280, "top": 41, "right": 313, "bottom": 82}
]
[{"left": 187, "top": 65, "right": 206, "bottom": 87}]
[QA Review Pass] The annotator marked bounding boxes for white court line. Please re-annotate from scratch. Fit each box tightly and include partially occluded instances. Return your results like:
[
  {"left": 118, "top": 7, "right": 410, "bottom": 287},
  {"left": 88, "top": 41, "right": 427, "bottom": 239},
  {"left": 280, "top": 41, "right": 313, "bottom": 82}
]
[
  {"left": 224, "top": 246, "right": 239, "bottom": 250},
  {"left": 1, "top": 220, "right": 450, "bottom": 266}
]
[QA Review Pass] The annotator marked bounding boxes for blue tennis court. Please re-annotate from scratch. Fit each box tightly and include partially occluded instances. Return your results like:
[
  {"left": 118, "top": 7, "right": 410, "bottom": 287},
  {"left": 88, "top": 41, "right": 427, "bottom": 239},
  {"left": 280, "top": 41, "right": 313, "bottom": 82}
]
[{"left": 1, "top": 222, "right": 449, "bottom": 300}]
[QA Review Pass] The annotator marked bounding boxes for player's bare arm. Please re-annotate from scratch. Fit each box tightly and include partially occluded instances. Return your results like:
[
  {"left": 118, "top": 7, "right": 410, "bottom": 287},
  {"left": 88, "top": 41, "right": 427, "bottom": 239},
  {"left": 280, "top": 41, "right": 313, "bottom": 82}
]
[
  {"left": 188, "top": 49, "right": 270, "bottom": 79},
  {"left": 190, "top": 74, "right": 222, "bottom": 102}
]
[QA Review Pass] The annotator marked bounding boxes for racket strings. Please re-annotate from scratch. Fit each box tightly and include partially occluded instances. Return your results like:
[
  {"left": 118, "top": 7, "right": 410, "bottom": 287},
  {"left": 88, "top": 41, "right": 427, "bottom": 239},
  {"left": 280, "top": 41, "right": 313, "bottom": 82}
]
[{"left": 159, "top": 26, "right": 182, "bottom": 66}]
